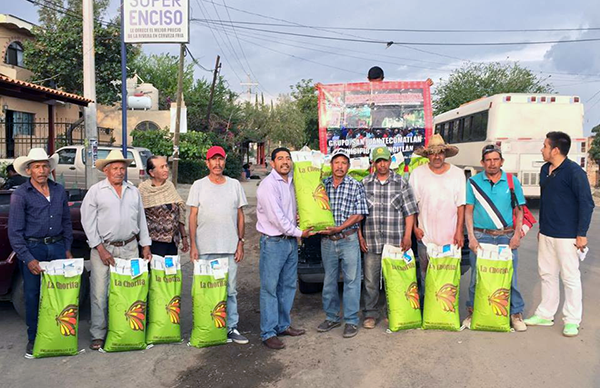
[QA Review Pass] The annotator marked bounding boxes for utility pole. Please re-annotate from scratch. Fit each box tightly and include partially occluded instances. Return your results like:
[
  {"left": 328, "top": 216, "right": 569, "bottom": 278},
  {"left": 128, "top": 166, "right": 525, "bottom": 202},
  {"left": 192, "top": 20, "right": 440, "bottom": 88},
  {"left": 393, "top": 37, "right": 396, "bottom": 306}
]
[
  {"left": 172, "top": 43, "right": 185, "bottom": 187},
  {"left": 83, "top": 0, "right": 97, "bottom": 188},
  {"left": 240, "top": 74, "right": 258, "bottom": 103},
  {"left": 205, "top": 55, "right": 220, "bottom": 131},
  {"left": 120, "top": 0, "right": 128, "bottom": 177}
]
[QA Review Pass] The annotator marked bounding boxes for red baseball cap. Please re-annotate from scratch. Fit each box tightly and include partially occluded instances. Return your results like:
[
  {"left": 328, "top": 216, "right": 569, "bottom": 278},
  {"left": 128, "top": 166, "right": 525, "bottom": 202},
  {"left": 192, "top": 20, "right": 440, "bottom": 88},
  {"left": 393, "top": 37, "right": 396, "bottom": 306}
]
[{"left": 206, "top": 146, "right": 226, "bottom": 160}]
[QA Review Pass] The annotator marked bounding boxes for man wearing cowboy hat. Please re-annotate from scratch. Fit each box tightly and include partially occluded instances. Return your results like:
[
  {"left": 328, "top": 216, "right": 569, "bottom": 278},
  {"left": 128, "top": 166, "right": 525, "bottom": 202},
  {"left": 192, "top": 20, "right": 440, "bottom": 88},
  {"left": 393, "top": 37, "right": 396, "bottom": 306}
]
[
  {"left": 409, "top": 134, "right": 466, "bottom": 294},
  {"left": 8, "top": 148, "right": 73, "bottom": 358},
  {"left": 359, "top": 145, "right": 418, "bottom": 329},
  {"left": 81, "top": 149, "right": 152, "bottom": 350},
  {"left": 463, "top": 144, "right": 527, "bottom": 332}
]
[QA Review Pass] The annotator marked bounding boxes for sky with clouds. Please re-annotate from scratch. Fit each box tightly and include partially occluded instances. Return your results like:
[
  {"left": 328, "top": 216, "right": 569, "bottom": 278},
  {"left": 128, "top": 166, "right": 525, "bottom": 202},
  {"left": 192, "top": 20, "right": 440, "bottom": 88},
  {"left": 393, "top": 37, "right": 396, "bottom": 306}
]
[{"left": 5, "top": 0, "right": 600, "bottom": 133}]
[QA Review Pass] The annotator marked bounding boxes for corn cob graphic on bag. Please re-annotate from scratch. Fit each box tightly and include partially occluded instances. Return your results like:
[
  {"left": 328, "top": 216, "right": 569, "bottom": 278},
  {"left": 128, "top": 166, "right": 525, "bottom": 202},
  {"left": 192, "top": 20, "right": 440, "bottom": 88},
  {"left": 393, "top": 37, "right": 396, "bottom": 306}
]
[
  {"left": 471, "top": 243, "right": 513, "bottom": 332},
  {"left": 381, "top": 245, "right": 422, "bottom": 331},
  {"left": 189, "top": 258, "right": 229, "bottom": 348},
  {"left": 33, "top": 259, "right": 84, "bottom": 358},
  {"left": 291, "top": 151, "right": 335, "bottom": 231},
  {"left": 422, "top": 244, "right": 461, "bottom": 331},
  {"left": 146, "top": 255, "right": 183, "bottom": 344},
  {"left": 103, "top": 258, "right": 149, "bottom": 352}
]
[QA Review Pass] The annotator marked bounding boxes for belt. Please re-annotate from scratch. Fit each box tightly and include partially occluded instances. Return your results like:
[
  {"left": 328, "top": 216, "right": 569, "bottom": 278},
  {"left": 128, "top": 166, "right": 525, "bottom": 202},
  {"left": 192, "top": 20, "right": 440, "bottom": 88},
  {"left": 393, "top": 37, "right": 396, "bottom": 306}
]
[
  {"left": 26, "top": 236, "right": 63, "bottom": 244},
  {"left": 474, "top": 227, "right": 514, "bottom": 236},
  {"left": 264, "top": 234, "right": 294, "bottom": 239},
  {"left": 107, "top": 236, "right": 137, "bottom": 247},
  {"left": 327, "top": 228, "right": 358, "bottom": 241}
]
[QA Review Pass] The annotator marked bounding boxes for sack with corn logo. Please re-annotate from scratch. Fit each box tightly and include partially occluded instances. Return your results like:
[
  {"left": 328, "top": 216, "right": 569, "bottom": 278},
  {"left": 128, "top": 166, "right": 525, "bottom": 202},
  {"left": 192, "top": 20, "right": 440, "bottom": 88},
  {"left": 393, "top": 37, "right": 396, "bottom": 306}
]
[
  {"left": 422, "top": 244, "right": 461, "bottom": 331},
  {"left": 471, "top": 243, "right": 513, "bottom": 332},
  {"left": 104, "top": 258, "right": 149, "bottom": 352},
  {"left": 291, "top": 151, "right": 335, "bottom": 231},
  {"left": 189, "top": 258, "right": 229, "bottom": 348},
  {"left": 33, "top": 258, "right": 84, "bottom": 358},
  {"left": 146, "top": 255, "right": 183, "bottom": 344},
  {"left": 381, "top": 245, "right": 422, "bottom": 331}
]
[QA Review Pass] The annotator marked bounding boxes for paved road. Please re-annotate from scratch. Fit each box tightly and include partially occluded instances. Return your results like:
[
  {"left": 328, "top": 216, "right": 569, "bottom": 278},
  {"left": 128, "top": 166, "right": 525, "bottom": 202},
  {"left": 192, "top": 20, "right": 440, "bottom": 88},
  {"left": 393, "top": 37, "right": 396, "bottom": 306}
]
[{"left": 1, "top": 180, "right": 599, "bottom": 388}]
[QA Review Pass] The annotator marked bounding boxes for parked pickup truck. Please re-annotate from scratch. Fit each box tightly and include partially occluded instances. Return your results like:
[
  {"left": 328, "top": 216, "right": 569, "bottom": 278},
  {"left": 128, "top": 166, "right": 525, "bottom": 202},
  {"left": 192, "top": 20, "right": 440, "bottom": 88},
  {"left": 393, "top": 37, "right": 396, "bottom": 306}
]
[{"left": 0, "top": 189, "right": 90, "bottom": 318}]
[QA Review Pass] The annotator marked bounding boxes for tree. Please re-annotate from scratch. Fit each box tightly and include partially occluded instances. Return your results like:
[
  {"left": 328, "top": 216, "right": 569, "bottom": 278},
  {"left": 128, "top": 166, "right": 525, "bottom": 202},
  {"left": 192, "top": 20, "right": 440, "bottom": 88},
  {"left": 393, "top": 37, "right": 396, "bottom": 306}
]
[
  {"left": 24, "top": 0, "right": 139, "bottom": 105},
  {"left": 290, "top": 79, "right": 319, "bottom": 149},
  {"left": 588, "top": 124, "right": 600, "bottom": 165},
  {"left": 266, "top": 95, "right": 306, "bottom": 149},
  {"left": 433, "top": 62, "right": 554, "bottom": 115}
]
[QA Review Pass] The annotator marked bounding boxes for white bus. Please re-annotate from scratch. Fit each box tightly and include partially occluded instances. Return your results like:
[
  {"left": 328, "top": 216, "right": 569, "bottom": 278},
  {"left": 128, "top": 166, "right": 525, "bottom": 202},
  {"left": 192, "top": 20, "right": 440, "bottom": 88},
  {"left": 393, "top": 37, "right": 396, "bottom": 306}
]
[{"left": 433, "top": 93, "right": 586, "bottom": 197}]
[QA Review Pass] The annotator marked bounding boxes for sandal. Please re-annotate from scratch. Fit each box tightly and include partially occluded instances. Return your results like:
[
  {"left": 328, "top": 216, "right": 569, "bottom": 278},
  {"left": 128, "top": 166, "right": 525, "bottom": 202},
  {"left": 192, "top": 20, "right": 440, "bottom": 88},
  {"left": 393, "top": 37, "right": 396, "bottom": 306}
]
[{"left": 90, "top": 339, "right": 104, "bottom": 350}]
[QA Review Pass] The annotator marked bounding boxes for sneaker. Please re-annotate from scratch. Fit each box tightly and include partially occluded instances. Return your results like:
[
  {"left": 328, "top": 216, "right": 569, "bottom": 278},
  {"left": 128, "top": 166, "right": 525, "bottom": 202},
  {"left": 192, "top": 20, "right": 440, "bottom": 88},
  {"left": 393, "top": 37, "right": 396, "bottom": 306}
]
[
  {"left": 363, "top": 317, "right": 376, "bottom": 329},
  {"left": 523, "top": 315, "right": 554, "bottom": 326},
  {"left": 461, "top": 307, "right": 473, "bottom": 329},
  {"left": 343, "top": 324, "right": 358, "bottom": 338},
  {"left": 563, "top": 323, "right": 579, "bottom": 337},
  {"left": 511, "top": 313, "right": 527, "bottom": 332},
  {"left": 228, "top": 328, "right": 249, "bottom": 344},
  {"left": 25, "top": 341, "right": 34, "bottom": 359},
  {"left": 317, "top": 320, "right": 341, "bottom": 333}
]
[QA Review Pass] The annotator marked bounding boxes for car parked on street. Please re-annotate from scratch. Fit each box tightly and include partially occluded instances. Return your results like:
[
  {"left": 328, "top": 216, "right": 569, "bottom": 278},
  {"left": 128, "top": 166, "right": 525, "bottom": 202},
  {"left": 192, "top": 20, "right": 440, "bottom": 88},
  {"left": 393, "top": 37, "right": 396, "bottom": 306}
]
[
  {"left": 0, "top": 189, "right": 90, "bottom": 318},
  {"left": 53, "top": 145, "right": 153, "bottom": 189}
]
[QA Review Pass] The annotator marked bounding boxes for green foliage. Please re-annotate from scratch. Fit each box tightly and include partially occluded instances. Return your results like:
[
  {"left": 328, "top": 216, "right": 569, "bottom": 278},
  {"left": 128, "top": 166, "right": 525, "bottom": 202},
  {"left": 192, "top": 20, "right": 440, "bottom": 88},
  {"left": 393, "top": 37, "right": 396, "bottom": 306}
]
[
  {"left": 589, "top": 124, "right": 600, "bottom": 165},
  {"left": 131, "top": 129, "right": 172, "bottom": 156},
  {"left": 0, "top": 161, "right": 9, "bottom": 180},
  {"left": 177, "top": 160, "right": 208, "bottom": 184},
  {"left": 24, "top": 1, "right": 140, "bottom": 105},
  {"left": 266, "top": 95, "right": 306, "bottom": 149},
  {"left": 433, "top": 62, "right": 554, "bottom": 115},
  {"left": 290, "top": 79, "right": 319, "bottom": 149}
]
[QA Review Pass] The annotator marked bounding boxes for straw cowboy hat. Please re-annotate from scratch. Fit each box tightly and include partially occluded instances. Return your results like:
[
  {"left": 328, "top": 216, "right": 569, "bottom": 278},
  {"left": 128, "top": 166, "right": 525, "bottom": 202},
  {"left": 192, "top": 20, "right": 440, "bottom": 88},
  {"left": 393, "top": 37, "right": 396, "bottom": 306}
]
[
  {"left": 414, "top": 134, "right": 459, "bottom": 158},
  {"left": 13, "top": 148, "right": 59, "bottom": 177},
  {"left": 95, "top": 149, "right": 133, "bottom": 172}
]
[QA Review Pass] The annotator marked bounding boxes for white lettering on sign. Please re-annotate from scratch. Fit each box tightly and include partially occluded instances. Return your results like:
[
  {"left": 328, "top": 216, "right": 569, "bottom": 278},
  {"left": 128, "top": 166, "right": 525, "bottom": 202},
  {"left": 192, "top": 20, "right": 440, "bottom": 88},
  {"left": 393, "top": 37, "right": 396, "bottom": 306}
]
[{"left": 124, "top": 0, "right": 189, "bottom": 43}]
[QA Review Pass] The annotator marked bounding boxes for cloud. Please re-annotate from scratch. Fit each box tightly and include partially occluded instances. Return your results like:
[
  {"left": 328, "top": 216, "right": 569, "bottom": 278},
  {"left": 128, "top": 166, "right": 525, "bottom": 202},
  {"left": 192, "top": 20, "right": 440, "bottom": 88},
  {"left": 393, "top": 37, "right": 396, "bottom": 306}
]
[{"left": 544, "top": 31, "right": 600, "bottom": 75}]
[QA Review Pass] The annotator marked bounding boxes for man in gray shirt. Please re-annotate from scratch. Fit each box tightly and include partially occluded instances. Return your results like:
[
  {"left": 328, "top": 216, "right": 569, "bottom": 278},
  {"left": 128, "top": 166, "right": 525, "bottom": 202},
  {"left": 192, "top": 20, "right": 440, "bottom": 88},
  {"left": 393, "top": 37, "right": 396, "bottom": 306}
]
[
  {"left": 81, "top": 150, "right": 152, "bottom": 351},
  {"left": 187, "top": 146, "right": 249, "bottom": 344}
]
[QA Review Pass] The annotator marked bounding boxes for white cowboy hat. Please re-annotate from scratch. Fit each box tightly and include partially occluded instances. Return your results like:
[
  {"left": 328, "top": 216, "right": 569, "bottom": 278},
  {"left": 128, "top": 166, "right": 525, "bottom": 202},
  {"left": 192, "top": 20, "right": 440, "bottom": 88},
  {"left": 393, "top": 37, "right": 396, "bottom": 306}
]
[
  {"left": 414, "top": 134, "right": 459, "bottom": 158},
  {"left": 13, "top": 148, "right": 59, "bottom": 177},
  {"left": 95, "top": 149, "right": 133, "bottom": 172}
]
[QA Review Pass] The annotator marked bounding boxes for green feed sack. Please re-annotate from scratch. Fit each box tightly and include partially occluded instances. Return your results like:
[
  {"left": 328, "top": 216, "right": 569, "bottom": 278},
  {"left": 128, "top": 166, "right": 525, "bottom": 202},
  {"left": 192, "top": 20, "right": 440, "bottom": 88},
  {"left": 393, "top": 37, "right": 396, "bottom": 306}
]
[
  {"left": 147, "top": 255, "right": 183, "bottom": 344},
  {"left": 422, "top": 244, "right": 461, "bottom": 331},
  {"left": 471, "top": 244, "right": 514, "bottom": 332},
  {"left": 104, "top": 258, "right": 149, "bottom": 352},
  {"left": 395, "top": 156, "right": 429, "bottom": 176},
  {"left": 321, "top": 164, "right": 370, "bottom": 182},
  {"left": 189, "top": 258, "right": 229, "bottom": 348},
  {"left": 33, "top": 259, "right": 84, "bottom": 358},
  {"left": 381, "top": 245, "right": 422, "bottom": 331},
  {"left": 292, "top": 157, "right": 335, "bottom": 231}
]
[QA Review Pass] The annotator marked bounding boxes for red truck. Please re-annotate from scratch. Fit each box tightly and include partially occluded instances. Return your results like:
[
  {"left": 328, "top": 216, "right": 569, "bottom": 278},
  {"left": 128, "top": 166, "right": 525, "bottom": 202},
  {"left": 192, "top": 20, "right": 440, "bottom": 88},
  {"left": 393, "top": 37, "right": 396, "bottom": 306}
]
[{"left": 0, "top": 189, "right": 90, "bottom": 318}]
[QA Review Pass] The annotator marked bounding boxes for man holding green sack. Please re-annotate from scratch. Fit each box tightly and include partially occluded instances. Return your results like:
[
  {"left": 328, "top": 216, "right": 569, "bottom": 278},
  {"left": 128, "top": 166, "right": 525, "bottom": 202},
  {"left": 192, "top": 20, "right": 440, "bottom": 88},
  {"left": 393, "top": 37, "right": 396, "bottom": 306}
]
[
  {"left": 103, "top": 258, "right": 150, "bottom": 352},
  {"left": 471, "top": 243, "right": 513, "bottom": 332},
  {"left": 32, "top": 258, "right": 84, "bottom": 358},
  {"left": 381, "top": 245, "right": 421, "bottom": 331},
  {"left": 190, "top": 258, "right": 229, "bottom": 348},
  {"left": 359, "top": 145, "right": 417, "bottom": 330},
  {"left": 422, "top": 244, "right": 461, "bottom": 331},
  {"left": 147, "top": 255, "right": 183, "bottom": 344},
  {"left": 291, "top": 151, "right": 335, "bottom": 231}
]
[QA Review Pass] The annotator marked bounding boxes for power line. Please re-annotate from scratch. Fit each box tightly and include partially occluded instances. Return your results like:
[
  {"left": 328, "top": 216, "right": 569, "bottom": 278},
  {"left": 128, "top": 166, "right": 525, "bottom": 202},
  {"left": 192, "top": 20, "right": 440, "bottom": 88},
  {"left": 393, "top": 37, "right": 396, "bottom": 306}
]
[
  {"left": 26, "top": 0, "right": 116, "bottom": 27},
  {"left": 193, "top": 19, "right": 600, "bottom": 34},
  {"left": 184, "top": 45, "right": 214, "bottom": 72}
]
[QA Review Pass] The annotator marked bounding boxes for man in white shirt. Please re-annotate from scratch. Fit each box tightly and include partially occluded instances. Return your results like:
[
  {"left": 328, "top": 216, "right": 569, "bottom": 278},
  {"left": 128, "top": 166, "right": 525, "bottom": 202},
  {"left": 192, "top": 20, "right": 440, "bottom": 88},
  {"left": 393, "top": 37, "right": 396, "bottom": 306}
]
[{"left": 408, "top": 134, "right": 466, "bottom": 290}]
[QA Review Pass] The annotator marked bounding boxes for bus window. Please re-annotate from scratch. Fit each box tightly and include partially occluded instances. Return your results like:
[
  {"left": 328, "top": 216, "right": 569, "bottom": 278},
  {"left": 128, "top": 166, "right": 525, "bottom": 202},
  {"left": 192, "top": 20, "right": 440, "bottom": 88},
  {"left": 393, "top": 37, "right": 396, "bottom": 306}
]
[
  {"left": 435, "top": 124, "right": 442, "bottom": 134},
  {"left": 443, "top": 121, "right": 451, "bottom": 141},
  {"left": 462, "top": 116, "right": 472, "bottom": 142},
  {"left": 472, "top": 111, "right": 488, "bottom": 141},
  {"left": 452, "top": 119, "right": 461, "bottom": 143}
]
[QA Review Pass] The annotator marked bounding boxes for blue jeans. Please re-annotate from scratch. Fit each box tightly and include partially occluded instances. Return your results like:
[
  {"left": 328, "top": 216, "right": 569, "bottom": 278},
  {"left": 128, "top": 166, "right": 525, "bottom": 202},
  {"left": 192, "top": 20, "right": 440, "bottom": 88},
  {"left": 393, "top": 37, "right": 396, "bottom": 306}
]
[
  {"left": 321, "top": 233, "right": 362, "bottom": 325},
  {"left": 199, "top": 254, "right": 238, "bottom": 331},
  {"left": 259, "top": 235, "right": 298, "bottom": 341},
  {"left": 467, "top": 231, "right": 524, "bottom": 315},
  {"left": 19, "top": 240, "right": 67, "bottom": 342}
]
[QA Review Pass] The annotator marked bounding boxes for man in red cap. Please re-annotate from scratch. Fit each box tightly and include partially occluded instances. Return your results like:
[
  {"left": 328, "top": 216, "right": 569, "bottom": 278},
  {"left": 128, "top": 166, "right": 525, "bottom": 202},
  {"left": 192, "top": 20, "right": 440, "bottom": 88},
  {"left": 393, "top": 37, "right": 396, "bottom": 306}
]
[{"left": 187, "top": 145, "right": 249, "bottom": 344}]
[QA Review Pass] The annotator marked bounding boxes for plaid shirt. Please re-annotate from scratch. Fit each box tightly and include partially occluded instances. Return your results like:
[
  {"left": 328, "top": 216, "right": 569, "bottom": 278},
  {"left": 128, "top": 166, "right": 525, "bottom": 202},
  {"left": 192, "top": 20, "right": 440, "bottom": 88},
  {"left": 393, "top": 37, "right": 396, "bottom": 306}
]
[
  {"left": 362, "top": 171, "right": 418, "bottom": 254},
  {"left": 323, "top": 175, "right": 369, "bottom": 232}
]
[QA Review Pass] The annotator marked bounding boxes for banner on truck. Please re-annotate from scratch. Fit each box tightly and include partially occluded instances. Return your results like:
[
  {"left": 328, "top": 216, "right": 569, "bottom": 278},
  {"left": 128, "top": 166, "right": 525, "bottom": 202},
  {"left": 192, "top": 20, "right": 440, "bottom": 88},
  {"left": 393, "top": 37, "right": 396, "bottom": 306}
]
[
  {"left": 316, "top": 81, "right": 433, "bottom": 159},
  {"left": 124, "top": 0, "right": 189, "bottom": 43}
]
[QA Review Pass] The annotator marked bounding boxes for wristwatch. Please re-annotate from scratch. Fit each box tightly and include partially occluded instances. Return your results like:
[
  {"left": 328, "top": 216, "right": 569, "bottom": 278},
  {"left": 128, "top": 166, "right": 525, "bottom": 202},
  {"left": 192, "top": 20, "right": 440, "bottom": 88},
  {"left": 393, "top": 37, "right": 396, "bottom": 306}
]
[{"left": 238, "top": 237, "right": 245, "bottom": 243}]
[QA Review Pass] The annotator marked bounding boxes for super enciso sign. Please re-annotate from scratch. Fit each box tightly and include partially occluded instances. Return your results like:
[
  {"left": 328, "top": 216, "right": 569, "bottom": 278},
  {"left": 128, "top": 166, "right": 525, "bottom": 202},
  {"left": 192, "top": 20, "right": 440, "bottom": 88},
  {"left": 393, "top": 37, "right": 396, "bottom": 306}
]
[{"left": 124, "top": 0, "right": 189, "bottom": 43}]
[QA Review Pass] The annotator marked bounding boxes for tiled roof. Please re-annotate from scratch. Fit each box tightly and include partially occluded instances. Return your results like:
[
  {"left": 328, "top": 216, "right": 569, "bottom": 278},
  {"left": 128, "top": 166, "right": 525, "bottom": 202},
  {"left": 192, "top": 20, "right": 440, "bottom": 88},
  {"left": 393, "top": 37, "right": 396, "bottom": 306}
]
[{"left": 0, "top": 74, "right": 92, "bottom": 105}]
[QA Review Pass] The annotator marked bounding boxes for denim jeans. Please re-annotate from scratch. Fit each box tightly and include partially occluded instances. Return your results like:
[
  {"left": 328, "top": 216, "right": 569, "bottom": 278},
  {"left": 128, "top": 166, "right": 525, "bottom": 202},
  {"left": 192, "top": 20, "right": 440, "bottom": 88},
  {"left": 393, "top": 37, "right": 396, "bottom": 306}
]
[
  {"left": 19, "top": 240, "right": 67, "bottom": 342},
  {"left": 362, "top": 252, "right": 382, "bottom": 319},
  {"left": 466, "top": 231, "right": 525, "bottom": 315},
  {"left": 200, "top": 254, "right": 238, "bottom": 331},
  {"left": 259, "top": 235, "right": 298, "bottom": 341},
  {"left": 321, "top": 233, "right": 362, "bottom": 325}
]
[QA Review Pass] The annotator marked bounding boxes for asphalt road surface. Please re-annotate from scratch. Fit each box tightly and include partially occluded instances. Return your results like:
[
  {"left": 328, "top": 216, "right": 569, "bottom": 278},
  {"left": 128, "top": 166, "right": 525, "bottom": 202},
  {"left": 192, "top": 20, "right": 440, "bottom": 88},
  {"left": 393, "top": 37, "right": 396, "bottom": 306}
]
[{"left": 1, "top": 181, "right": 599, "bottom": 388}]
